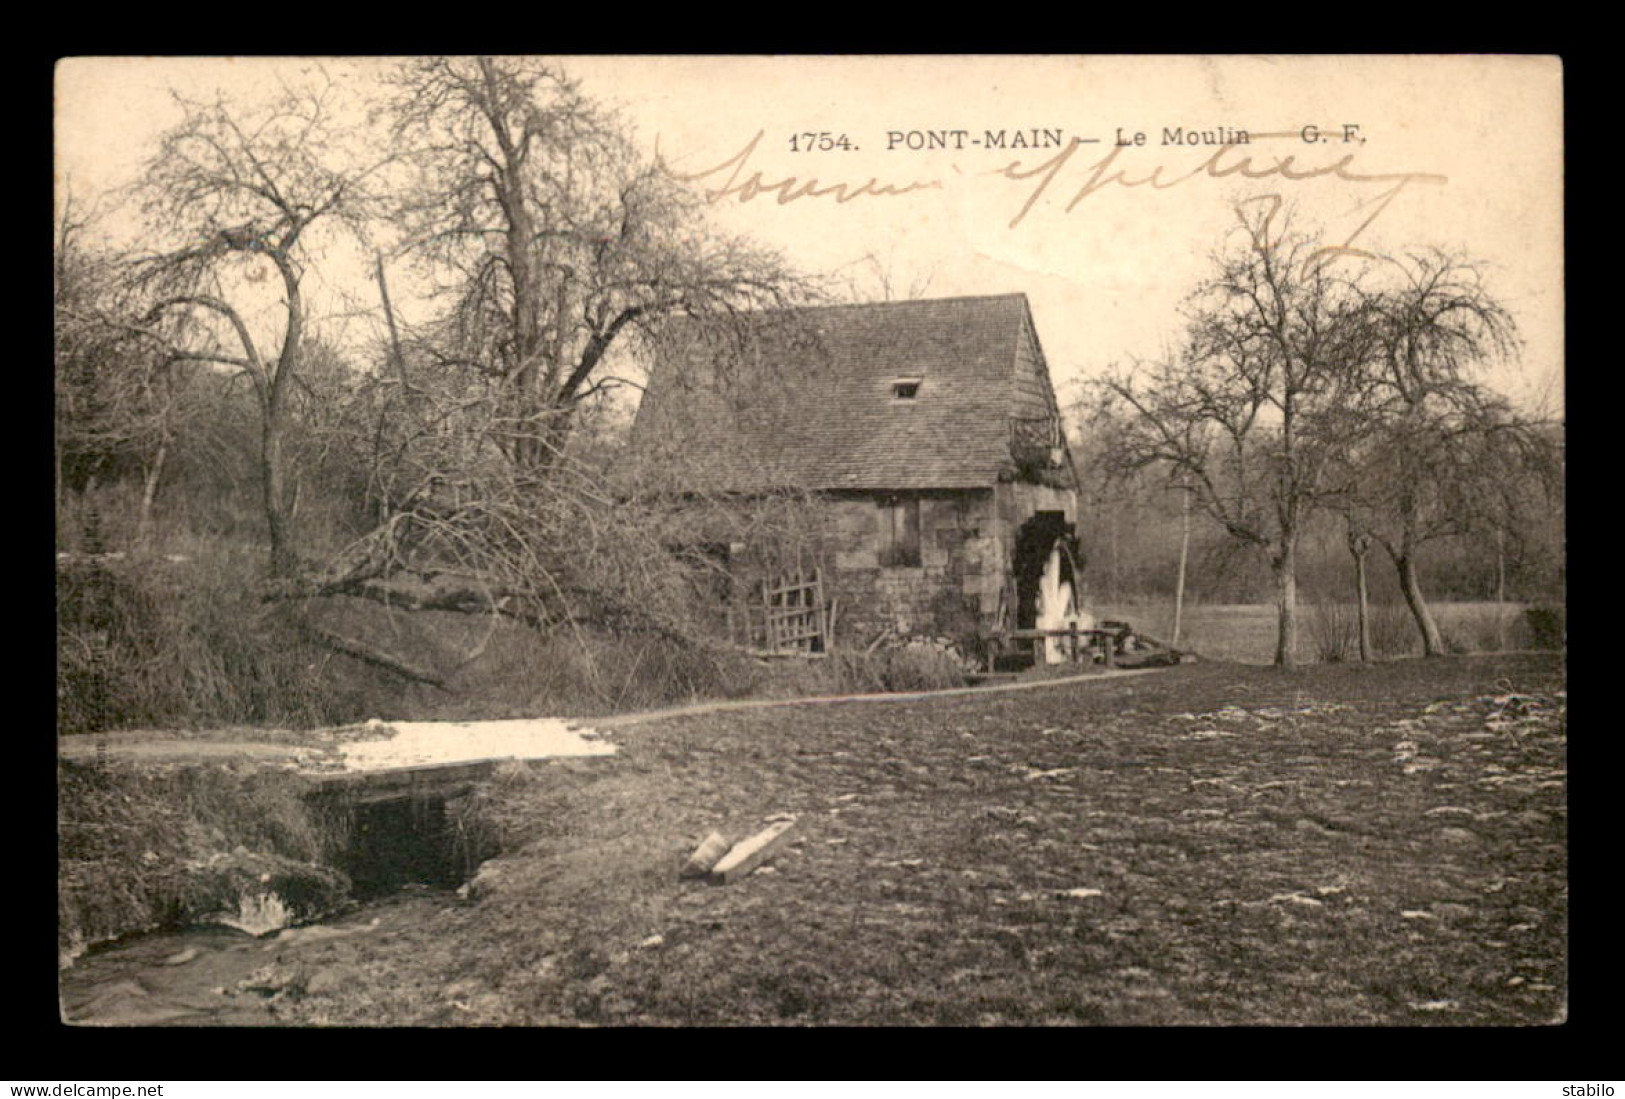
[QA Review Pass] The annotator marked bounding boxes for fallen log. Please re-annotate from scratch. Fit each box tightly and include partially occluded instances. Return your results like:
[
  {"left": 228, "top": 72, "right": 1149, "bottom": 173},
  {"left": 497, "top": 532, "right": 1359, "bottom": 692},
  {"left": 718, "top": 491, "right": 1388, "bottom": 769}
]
[
  {"left": 709, "top": 819, "right": 796, "bottom": 885},
  {"left": 301, "top": 624, "right": 450, "bottom": 690},
  {"left": 266, "top": 570, "right": 715, "bottom": 653}
]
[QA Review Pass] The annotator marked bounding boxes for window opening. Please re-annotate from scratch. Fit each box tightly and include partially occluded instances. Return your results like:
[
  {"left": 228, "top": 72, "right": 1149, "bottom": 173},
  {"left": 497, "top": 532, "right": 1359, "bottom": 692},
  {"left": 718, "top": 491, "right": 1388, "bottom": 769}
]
[{"left": 879, "top": 494, "right": 922, "bottom": 567}]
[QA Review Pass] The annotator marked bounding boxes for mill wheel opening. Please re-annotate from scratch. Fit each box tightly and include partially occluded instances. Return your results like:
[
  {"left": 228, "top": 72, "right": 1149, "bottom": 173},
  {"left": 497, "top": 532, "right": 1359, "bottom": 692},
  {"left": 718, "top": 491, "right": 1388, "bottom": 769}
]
[{"left": 1012, "top": 510, "right": 1084, "bottom": 664}]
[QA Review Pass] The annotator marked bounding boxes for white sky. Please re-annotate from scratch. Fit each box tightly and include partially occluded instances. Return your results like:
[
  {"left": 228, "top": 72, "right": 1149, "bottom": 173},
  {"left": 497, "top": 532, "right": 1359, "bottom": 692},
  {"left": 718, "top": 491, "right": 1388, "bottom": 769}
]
[{"left": 55, "top": 55, "right": 1563, "bottom": 416}]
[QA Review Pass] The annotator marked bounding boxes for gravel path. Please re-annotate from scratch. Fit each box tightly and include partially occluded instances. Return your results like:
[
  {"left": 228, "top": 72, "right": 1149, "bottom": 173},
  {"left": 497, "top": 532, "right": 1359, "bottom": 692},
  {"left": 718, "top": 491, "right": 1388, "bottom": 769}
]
[{"left": 58, "top": 667, "right": 1169, "bottom": 769}]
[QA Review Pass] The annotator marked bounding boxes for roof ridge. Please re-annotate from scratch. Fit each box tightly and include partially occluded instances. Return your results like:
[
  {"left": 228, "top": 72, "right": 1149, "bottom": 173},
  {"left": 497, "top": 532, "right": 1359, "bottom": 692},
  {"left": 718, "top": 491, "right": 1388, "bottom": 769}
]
[
  {"left": 675, "top": 293, "right": 1030, "bottom": 322},
  {"left": 792, "top": 292, "right": 1028, "bottom": 312}
]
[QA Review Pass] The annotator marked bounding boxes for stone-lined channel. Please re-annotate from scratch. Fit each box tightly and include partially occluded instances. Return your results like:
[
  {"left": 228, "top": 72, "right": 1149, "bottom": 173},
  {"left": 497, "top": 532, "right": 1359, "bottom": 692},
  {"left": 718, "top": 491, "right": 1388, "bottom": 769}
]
[{"left": 60, "top": 721, "right": 617, "bottom": 1026}]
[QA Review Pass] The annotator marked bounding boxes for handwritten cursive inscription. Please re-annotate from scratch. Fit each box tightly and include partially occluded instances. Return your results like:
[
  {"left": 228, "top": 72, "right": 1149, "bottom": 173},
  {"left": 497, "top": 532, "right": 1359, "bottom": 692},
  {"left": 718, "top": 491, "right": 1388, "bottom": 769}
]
[
  {"left": 995, "top": 135, "right": 1448, "bottom": 264},
  {"left": 658, "top": 129, "right": 1447, "bottom": 266},
  {"left": 657, "top": 131, "right": 942, "bottom": 206}
]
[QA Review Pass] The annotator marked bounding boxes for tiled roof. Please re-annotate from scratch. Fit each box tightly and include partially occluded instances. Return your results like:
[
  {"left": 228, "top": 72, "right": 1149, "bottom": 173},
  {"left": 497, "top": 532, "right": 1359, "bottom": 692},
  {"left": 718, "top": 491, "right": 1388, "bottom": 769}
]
[{"left": 630, "top": 294, "right": 1057, "bottom": 492}]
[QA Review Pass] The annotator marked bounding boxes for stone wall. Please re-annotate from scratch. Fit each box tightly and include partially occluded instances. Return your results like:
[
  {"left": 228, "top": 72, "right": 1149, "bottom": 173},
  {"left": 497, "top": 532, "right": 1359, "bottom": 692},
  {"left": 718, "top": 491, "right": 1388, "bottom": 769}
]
[
  {"left": 819, "top": 481, "right": 1078, "bottom": 643},
  {"left": 822, "top": 489, "right": 992, "bottom": 642}
]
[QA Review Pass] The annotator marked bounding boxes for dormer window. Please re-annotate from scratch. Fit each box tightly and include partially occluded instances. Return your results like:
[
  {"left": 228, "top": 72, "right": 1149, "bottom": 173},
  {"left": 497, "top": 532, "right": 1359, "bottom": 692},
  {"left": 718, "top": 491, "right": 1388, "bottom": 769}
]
[{"left": 891, "top": 378, "right": 922, "bottom": 401}]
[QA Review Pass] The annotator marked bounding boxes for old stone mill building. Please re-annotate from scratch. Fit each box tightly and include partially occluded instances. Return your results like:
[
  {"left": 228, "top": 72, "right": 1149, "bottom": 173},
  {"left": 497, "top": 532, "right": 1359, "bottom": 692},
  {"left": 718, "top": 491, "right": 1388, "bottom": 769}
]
[{"left": 630, "top": 293, "right": 1086, "bottom": 657}]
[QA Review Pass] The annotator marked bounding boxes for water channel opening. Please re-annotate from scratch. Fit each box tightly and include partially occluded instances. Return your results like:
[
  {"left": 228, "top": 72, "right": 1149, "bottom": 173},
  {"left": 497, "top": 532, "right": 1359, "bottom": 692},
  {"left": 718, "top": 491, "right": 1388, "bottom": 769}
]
[{"left": 315, "top": 791, "right": 498, "bottom": 901}]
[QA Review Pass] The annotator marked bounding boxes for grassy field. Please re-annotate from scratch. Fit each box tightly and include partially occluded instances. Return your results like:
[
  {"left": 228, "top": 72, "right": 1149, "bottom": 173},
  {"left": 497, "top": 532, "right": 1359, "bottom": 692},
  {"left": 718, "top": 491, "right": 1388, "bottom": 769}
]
[
  {"left": 254, "top": 652, "right": 1566, "bottom": 1027},
  {"left": 1094, "top": 601, "right": 1541, "bottom": 665}
]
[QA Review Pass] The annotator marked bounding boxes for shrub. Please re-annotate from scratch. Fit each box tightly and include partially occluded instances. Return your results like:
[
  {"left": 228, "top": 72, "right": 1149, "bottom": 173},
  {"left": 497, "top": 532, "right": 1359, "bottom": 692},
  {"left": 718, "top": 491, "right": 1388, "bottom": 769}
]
[
  {"left": 56, "top": 551, "right": 423, "bottom": 733},
  {"left": 57, "top": 758, "right": 337, "bottom": 961},
  {"left": 443, "top": 626, "right": 768, "bottom": 717},
  {"left": 824, "top": 651, "right": 890, "bottom": 694},
  {"left": 56, "top": 556, "right": 187, "bottom": 732},
  {"left": 875, "top": 645, "right": 970, "bottom": 692},
  {"left": 1307, "top": 601, "right": 1429, "bottom": 662},
  {"left": 1309, "top": 601, "right": 1357, "bottom": 663},
  {"left": 1439, "top": 604, "right": 1521, "bottom": 654},
  {"left": 1523, "top": 604, "right": 1566, "bottom": 650},
  {"left": 807, "top": 646, "right": 967, "bottom": 694},
  {"left": 1370, "top": 603, "right": 1417, "bottom": 658},
  {"left": 585, "top": 634, "right": 766, "bottom": 712}
]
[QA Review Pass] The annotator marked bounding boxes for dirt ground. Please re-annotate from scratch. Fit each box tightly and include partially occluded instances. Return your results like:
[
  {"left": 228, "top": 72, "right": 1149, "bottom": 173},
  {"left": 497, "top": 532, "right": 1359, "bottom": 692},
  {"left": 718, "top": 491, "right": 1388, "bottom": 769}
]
[{"left": 188, "top": 652, "right": 1566, "bottom": 1028}]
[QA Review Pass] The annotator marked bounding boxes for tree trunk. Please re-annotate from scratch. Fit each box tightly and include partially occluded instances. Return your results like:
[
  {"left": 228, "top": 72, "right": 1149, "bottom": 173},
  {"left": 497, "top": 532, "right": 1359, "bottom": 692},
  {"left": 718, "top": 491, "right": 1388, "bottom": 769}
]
[
  {"left": 1107, "top": 514, "right": 1119, "bottom": 605},
  {"left": 1354, "top": 545, "right": 1372, "bottom": 663},
  {"left": 264, "top": 421, "right": 294, "bottom": 575},
  {"left": 136, "top": 438, "right": 169, "bottom": 547},
  {"left": 264, "top": 252, "right": 304, "bottom": 577},
  {"left": 1272, "top": 538, "right": 1299, "bottom": 667},
  {"left": 375, "top": 250, "right": 410, "bottom": 389},
  {"left": 1394, "top": 551, "right": 1445, "bottom": 656},
  {"left": 1171, "top": 486, "right": 1190, "bottom": 646},
  {"left": 1495, "top": 527, "right": 1507, "bottom": 650},
  {"left": 1347, "top": 530, "right": 1372, "bottom": 663}
]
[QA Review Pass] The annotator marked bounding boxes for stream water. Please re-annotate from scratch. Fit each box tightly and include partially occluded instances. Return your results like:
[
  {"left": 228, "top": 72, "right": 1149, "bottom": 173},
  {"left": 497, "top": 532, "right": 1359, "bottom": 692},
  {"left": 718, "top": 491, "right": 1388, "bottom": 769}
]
[
  {"left": 60, "top": 718, "right": 619, "bottom": 1026},
  {"left": 59, "top": 888, "right": 458, "bottom": 1027}
]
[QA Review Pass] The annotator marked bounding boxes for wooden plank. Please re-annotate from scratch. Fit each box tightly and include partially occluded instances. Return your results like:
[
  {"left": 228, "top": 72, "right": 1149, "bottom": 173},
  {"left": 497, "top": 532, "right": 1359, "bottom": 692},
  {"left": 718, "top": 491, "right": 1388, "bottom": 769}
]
[
  {"left": 709, "top": 819, "right": 796, "bottom": 884},
  {"left": 306, "top": 759, "right": 500, "bottom": 803},
  {"left": 680, "top": 831, "right": 731, "bottom": 879},
  {"left": 1007, "top": 628, "right": 1114, "bottom": 640},
  {"left": 812, "top": 568, "right": 823, "bottom": 642},
  {"left": 1001, "top": 630, "right": 1118, "bottom": 640}
]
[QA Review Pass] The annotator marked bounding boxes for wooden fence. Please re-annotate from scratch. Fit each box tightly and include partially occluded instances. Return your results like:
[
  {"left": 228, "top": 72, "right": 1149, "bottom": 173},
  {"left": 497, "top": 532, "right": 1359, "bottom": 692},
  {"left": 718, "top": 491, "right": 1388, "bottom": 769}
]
[{"left": 719, "top": 568, "right": 833, "bottom": 656}]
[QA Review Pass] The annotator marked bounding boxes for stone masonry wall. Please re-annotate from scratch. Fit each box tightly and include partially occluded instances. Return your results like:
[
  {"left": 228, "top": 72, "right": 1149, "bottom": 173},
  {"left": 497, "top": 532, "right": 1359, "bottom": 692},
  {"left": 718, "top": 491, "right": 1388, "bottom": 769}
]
[
  {"left": 822, "top": 483, "right": 1076, "bottom": 642},
  {"left": 825, "top": 490, "right": 996, "bottom": 643}
]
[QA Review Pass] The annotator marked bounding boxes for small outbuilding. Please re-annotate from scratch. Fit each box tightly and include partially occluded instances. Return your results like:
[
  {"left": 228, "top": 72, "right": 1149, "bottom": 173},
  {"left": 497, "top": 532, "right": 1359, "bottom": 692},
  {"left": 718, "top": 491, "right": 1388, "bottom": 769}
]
[{"left": 629, "top": 293, "right": 1085, "bottom": 651}]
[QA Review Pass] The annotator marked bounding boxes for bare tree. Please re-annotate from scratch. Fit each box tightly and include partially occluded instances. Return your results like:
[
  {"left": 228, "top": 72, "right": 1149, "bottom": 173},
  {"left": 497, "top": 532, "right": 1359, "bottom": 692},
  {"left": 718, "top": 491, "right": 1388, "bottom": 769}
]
[
  {"left": 125, "top": 77, "right": 390, "bottom": 574},
  {"left": 306, "top": 302, "right": 840, "bottom": 657},
  {"left": 1098, "top": 203, "right": 1378, "bottom": 666},
  {"left": 267, "top": 56, "right": 828, "bottom": 665},
  {"left": 56, "top": 193, "right": 123, "bottom": 514},
  {"left": 1337, "top": 251, "right": 1526, "bottom": 655},
  {"left": 55, "top": 194, "right": 206, "bottom": 545},
  {"left": 384, "top": 56, "right": 812, "bottom": 474},
  {"left": 838, "top": 249, "right": 936, "bottom": 303}
]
